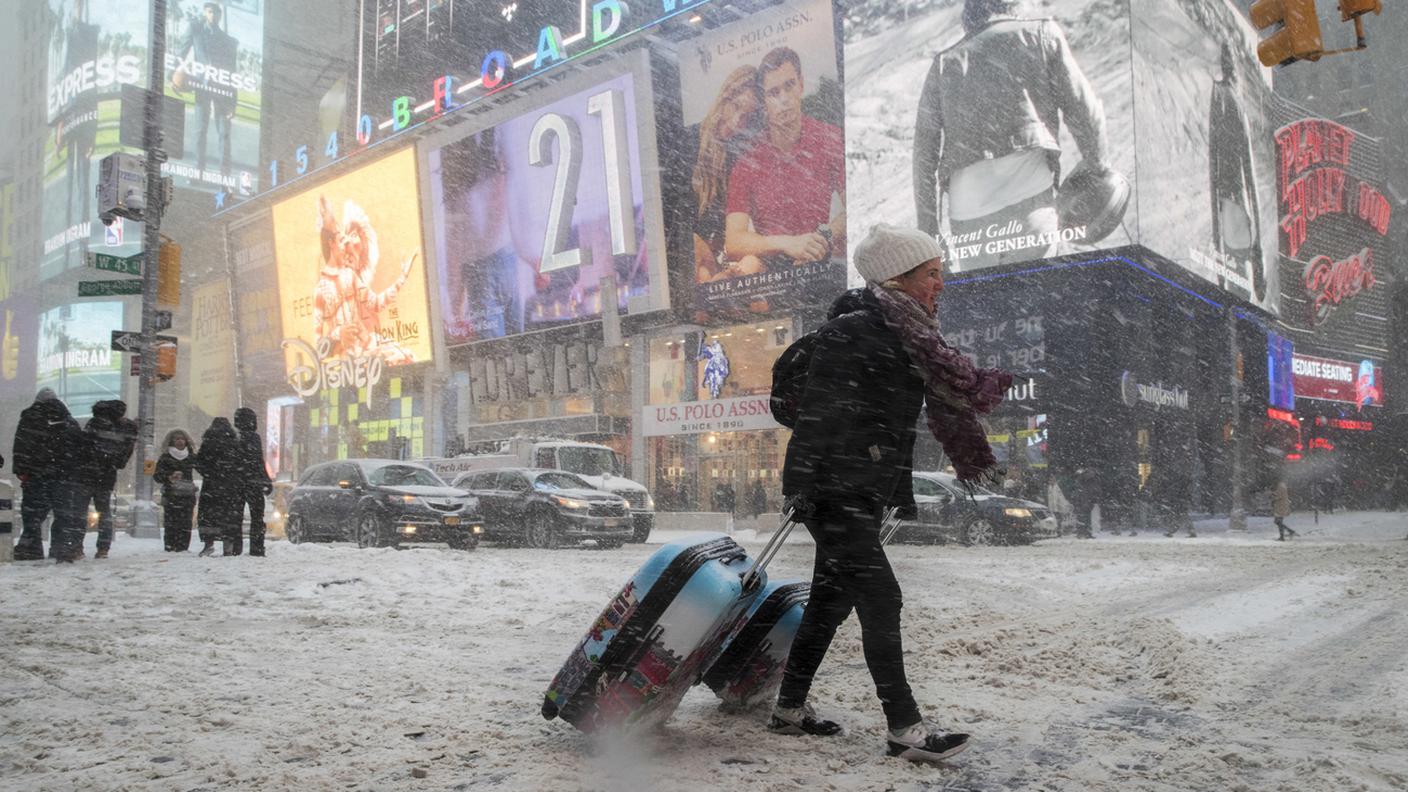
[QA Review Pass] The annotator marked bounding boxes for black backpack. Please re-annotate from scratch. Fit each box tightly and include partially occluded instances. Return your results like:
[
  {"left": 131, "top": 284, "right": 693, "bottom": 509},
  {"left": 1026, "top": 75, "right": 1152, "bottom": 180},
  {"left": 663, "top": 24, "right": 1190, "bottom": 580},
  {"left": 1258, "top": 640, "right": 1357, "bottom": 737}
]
[{"left": 770, "top": 331, "right": 821, "bottom": 429}]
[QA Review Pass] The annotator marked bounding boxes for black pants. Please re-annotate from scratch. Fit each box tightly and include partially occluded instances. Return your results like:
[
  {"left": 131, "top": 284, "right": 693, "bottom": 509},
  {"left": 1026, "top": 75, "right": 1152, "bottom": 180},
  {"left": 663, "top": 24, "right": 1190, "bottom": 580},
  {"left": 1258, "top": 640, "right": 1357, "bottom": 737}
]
[
  {"left": 163, "top": 497, "right": 194, "bottom": 551},
  {"left": 777, "top": 501, "right": 922, "bottom": 730},
  {"left": 242, "top": 488, "right": 266, "bottom": 557},
  {"left": 18, "top": 478, "right": 56, "bottom": 558},
  {"left": 88, "top": 487, "right": 113, "bottom": 551}
]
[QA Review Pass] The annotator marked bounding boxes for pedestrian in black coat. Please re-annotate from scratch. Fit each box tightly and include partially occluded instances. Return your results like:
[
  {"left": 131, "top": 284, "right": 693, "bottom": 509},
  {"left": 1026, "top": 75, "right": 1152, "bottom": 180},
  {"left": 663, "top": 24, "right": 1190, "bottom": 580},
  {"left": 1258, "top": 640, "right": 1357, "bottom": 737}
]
[
  {"left": 195, "top": 417, "right": 243, "bottom": 557},
  {"left": 11, "top": 389, "right": 91, "bottom": 562},
  {"left": 772, "top": 225, "right": 1011, "bottom": 763},
  {"left": 233, "top": 407, "right": 272, "bottom": 557},
  {"left": 79, "top": 400, "right": 137, "bottom": 558},
  {"left": 154, "top": 429, "right": 198, "bottom": 552}
]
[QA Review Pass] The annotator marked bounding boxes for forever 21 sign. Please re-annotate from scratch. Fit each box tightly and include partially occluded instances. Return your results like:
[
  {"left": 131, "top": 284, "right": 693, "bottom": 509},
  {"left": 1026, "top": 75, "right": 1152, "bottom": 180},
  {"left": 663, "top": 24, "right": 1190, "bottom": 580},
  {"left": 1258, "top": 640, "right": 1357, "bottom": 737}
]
[{"left": 469, "top": 339, "right": 605, "bottom": 405}]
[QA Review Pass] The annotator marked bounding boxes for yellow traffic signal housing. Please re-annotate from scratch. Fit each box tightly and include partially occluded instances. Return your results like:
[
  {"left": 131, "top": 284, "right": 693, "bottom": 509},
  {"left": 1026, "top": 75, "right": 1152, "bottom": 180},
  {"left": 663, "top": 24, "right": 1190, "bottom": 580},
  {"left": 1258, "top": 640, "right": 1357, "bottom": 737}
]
[
  {"left": 156, "top": 342, "right": 176, "bottom": 382},
  {"left": 1251, "top": 0, "right": 1324, "bottom": 66},
  {"left": 157, "top": 239, "right": 181, "bottom": 308},
  {"left": 1338, "top": 0, "right": 1382, "bottom": 21}
]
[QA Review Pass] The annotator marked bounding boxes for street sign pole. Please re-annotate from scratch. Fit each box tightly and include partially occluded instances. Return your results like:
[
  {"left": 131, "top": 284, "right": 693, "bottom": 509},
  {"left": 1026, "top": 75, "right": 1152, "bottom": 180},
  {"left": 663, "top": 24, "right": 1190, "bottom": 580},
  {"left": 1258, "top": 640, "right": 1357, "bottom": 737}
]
[{"left": 131, "top": 0, "right": 168, "bottom": 540}]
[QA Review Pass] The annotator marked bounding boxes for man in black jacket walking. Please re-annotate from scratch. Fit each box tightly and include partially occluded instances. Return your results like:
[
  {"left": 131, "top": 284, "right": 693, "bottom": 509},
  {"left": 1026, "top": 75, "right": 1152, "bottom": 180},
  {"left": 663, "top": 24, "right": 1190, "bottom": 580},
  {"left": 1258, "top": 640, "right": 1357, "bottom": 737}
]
[
  {"left": 233, "top": 408, "right": 272, "bottom": 556},
  {"left": 12, "top": 389, "right": 91, "bottom": 562},
  {"left": 80, "top": 400, "right": 137, "bottom": 559}
]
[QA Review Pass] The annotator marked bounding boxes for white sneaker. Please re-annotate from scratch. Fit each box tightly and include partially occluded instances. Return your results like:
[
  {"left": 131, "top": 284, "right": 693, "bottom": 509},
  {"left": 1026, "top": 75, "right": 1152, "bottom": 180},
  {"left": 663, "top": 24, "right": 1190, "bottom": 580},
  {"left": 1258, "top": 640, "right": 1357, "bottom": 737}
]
[
  {"left": 768, "top": 702, "right": 844, "bottom": 736},
  {"left": 886, "top": 719, "right": 970, "bottom": 763}
]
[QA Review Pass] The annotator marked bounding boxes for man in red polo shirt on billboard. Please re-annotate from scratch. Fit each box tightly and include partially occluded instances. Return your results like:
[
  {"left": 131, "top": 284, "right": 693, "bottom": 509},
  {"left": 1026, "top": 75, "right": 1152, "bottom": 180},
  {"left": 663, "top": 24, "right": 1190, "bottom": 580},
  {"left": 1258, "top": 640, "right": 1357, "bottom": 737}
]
[{"left": 723, "top": 46, "right": 846, "bottom": 279}]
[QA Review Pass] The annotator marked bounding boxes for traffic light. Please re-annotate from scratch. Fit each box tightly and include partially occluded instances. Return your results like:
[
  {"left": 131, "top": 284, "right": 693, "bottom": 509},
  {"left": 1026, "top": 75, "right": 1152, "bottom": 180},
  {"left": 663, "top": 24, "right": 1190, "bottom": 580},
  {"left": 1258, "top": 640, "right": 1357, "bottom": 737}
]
[
  {"left": 157, "top": 238, "right": 181, "bottom": 308},
  {"left": 1338, "top": 0, "right": 1382, "bottom": 21},
  {"left": 1250, "top": 0, "right": 1324, "bottom": 66},
  {"left": 156, "top": 341, "right": 176, "bottom": 382}
]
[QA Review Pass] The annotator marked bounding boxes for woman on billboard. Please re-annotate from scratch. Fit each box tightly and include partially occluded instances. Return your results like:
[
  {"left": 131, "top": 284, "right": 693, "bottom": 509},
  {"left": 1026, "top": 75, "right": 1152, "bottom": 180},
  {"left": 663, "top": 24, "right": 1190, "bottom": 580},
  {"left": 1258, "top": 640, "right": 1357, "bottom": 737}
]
[
  {"left": 1208, "top": 42, "right": 1264, "bottom": 302},
  {"left": 693, "top": 65, "right": 763, "bottom": 283}
]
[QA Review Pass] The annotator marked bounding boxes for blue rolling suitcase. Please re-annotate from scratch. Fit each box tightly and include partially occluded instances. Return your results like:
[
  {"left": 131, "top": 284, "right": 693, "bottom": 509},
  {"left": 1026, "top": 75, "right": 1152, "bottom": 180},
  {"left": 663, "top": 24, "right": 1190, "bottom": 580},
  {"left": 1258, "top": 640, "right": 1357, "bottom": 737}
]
[
  {"left": 701, "top": 508, "right": 904, "bottom": 711},
  {"left": 542, "top": 532, "right": 774, "bottom": 734}
]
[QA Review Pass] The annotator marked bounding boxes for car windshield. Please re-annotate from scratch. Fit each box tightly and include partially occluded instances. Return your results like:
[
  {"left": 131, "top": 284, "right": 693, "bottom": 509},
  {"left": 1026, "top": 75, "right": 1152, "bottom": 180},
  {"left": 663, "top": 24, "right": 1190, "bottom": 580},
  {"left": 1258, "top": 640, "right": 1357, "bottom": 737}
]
[
  {"left": 367, "top": 464, "right": 445, "bottom": 488},
  {"left": 554, "top": 447, "right": 622, "bottom": 477},
  {"left": 533, "top": 471, "right": 592, "bottom": 492}
]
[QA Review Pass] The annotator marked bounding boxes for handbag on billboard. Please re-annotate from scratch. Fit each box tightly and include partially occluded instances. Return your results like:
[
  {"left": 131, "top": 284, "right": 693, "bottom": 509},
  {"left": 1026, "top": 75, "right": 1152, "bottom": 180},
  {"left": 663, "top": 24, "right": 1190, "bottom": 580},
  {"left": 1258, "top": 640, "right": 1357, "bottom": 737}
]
[{"left": 1057, "top": 160, "right": 1130, "bottom": 244}]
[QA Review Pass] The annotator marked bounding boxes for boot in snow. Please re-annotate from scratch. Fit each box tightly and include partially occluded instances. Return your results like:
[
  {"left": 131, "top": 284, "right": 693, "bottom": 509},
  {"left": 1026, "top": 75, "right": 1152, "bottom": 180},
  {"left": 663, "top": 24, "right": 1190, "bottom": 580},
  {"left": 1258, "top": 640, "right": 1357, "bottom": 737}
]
[
  {"left": 886, "top": 719, "right": 970, "bottom": 763},
  {"left": 94, "top": 547, "right": 109, "bottom": 559},
  {"left": 768, "top": 702, "right": 843, "bottom": 736},
  {"left": 198, "top": 541, "right": 216, "bottom": 557}
]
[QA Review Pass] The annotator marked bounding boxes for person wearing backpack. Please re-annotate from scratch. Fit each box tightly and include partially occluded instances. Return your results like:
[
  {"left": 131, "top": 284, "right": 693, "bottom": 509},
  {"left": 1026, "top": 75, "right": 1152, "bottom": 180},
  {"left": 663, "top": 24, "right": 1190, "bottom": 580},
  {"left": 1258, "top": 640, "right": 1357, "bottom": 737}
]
[
  {"left": 80, "top": 400, "right": 138, "bottom": 559},
  {"left": 769, "top": 224, "right": 1011, "bottom": 764}
]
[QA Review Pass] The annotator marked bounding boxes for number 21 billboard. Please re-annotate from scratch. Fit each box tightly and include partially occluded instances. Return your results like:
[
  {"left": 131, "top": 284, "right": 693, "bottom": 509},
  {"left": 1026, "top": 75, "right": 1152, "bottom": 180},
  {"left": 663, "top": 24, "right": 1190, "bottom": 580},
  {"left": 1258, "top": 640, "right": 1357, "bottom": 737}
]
[{"left": 422, "top": 51, "right": 669, "bottom": 346}]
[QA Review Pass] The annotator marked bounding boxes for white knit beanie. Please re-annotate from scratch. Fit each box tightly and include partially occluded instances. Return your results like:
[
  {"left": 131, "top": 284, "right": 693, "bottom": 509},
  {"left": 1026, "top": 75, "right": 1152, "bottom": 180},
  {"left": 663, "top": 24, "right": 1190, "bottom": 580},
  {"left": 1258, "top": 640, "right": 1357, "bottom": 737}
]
[{"left": 853, "top": 224, "right": 945, "bottom": 285}]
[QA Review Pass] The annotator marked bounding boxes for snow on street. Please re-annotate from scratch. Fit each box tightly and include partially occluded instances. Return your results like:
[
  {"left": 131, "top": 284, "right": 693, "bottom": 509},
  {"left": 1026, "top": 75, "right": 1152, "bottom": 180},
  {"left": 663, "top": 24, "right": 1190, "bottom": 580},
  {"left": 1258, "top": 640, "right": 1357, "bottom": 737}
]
[{"left": 3, "top": 512, "right": 1407, "bottom": 791}]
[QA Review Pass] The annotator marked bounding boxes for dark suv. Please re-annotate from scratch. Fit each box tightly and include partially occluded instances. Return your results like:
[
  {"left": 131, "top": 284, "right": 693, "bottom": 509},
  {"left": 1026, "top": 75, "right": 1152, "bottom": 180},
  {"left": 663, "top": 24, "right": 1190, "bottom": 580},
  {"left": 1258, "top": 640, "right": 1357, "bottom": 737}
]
[
  {"left": 451, "top": 468, "right": 633, "bottom": 549},
  {"left": 285, "top": 459, "right": 484, "bottom": 550}
]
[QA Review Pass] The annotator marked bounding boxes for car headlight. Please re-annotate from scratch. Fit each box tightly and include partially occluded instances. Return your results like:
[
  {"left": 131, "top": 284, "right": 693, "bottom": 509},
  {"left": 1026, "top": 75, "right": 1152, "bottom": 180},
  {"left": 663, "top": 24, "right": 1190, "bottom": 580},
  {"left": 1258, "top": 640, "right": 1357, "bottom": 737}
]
[
  {"left": 644, "top": 493, "right": 655, "bottom": 511},
  {"left": 1003, "top": 507, "right": 1033, "bottom": 519},
  {"left": 471, "top": 524, "right": 483, "bottom": 534},
  {"left": 554, "top": 496, "right": 589, "bottom": 510},
  {"left": 395, "top": 494, "right": 419, "bottom": 505}
]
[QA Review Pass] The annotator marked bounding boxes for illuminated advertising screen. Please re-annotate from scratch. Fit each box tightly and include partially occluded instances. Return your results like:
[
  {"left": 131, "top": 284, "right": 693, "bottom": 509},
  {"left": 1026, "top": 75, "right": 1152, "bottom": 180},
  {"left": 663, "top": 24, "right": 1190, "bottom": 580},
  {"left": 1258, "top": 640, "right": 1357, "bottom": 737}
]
[
  {"left": 36, "top": 301, "right": 125, "bottom": 419},
  {"left": 162, "top": 0, "right": 266, "bottom": 195},
  {"left": 42, "top": 0, "right": 150, "bottom": 278},
  {"left": 679, "top": 0, "right": 844, "bottom": 319},
  {"left": 425, "top": 55, "right": 667, "bottom": 345},
  {"left": 271, "top": 147, "right": 433, "bottom": 389},
  {"left": 844, "top": 0, "right": 1280, "bottom": 313},
  {"left": 1293, "top": 353, "right": 1383, "bottom": 409},
  {"left": 1266, "top": 331, "right": 1295, "bottom": 412},
  {"left": 1270, "top": 102, "right": 1393, "bottom": 363}
]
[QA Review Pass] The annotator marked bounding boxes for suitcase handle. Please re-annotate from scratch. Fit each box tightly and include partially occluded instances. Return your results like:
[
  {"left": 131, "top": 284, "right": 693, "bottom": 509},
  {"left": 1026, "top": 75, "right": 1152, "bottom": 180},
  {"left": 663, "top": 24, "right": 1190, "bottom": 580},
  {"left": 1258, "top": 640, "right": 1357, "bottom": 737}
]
[
  {"left": 739, "top": 507, "right": 797, "bottom": 593},
  {"left": 741, "top": 506, "right": 901, "bottom": 593}
]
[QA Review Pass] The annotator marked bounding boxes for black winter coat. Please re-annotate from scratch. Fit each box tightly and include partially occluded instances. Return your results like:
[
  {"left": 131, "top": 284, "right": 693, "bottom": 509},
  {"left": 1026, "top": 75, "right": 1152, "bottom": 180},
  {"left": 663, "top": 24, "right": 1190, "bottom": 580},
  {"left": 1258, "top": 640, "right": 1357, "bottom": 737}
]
[
  {"left": 154, "top": 451, "right": 198, "bottom": 503},
  {"left": 80, "top": 400, "right": 137, "bottom": 491},
  {"left": 12, "top": 398, "right": 87, "bottom": 483},
  {"left": 236, "top": 429, "right": 272, "bottom": 493},
  {"left": 782, "top": 288, "right": 924, "bottom": 514},
  {"left": 196, "top": 422, "right": 244, "bottom": 531}
]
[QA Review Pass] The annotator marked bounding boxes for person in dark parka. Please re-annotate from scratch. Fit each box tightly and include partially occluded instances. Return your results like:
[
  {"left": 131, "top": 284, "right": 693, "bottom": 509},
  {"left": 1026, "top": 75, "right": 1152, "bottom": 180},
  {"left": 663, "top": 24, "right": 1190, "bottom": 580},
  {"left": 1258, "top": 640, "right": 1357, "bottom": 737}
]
[
  {"left": 12, "top": 389, "right": 66, "bottom": 560},
  {"left": 771, "top": 224, "right": 1011, "bottom": 764},
  {"left": 79, "top": 400, "right": 138, "bottom": 558},
  {"left": 233, "top": 407, "right": 272, "bottom": 557},
  {"left": 195, "top": 417, "right": 243, "bottom": 557},
  {"left": 154, "top": 429, "right": 198, "bottom": 552}
]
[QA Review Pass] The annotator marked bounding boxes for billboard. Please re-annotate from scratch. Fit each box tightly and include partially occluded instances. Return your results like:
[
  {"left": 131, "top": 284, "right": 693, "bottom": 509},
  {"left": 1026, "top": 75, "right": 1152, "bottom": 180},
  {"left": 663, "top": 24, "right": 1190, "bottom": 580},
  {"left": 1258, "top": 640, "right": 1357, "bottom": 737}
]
[
  {"left": 844, "top": 0, "right": 1281, "bottom": 313},
  {"left": 228, "top": 213, "right": 282, "bottom": 382},
  {"left": 425, "top": 55, "right": 667, "bottom": 345},
  {"left": 679, "top": 0, "right": 844, "bottom": 318},
  {"left": 42, "top": 0, "right": 150, "bottom": 278},
  {"left": 271, "top": 147, "right": 433, "bottom": 391},
  {"left": 189, "top": 278, "right": 235, "bottom": 420},
  {"left": 1293, "top": 353, "right": 1382, "bottom": 409},
  {"left": 1270, "top": 106, "right": 1394, "bottom": 362},
  {"left": 161, "top": 0, "right": 265, "bottom": 195},
  {"left": 1131, "top": 0, "right": 1280, "bottom": 312},
  {"left": 36, "top": 301, "right": 125, "bottom": 419},
  {"left": 846, "top": 0, "right": 1135, "bottom": 277}
]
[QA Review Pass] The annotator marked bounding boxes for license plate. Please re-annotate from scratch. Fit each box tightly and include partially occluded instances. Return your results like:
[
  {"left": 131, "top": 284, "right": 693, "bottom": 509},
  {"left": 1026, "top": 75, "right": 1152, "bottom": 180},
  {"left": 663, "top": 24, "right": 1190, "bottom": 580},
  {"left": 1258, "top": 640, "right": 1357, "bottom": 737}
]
[
  {"left": 443, "top": 516, "right": 461, "bottom": 526},
  {"left": 603, "top": 518, "right": 622, "bottom": 528}
]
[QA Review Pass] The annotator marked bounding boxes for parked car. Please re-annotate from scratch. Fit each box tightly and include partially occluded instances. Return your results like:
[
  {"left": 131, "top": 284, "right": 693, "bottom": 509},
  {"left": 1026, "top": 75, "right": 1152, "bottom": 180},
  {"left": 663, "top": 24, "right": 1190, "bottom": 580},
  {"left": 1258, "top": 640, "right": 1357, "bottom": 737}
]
[
  {"left": 451, "top": 468, "right": 633, "bottom": 549},
  {"left": 895, "top": 471, "right": 1059, "bottom": 546},
  {"left": 284, "top": 459, "right": 483, "bottom": 550}
]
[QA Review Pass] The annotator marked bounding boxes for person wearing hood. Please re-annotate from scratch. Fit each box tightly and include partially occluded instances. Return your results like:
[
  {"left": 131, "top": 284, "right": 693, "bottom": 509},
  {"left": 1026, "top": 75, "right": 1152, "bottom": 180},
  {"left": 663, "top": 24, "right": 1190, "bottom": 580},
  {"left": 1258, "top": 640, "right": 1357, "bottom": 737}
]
[
  {"left": 195, "top": 417, "right": 243, "bottom": 557},
  {"left": 233, "top": 407, "right": 272, "bottom": 557},
  {"left": 11, "top": 389, "right": 90, "bottom": 562},
  {"left": 154, "top": 429, "right": 198, "bottom": 552},
  {"left": 771, "top": 224, "right": 1011, "bottom": 763},
  {"left": 79, "top": 400, "right": 138, "bottom": 559}
]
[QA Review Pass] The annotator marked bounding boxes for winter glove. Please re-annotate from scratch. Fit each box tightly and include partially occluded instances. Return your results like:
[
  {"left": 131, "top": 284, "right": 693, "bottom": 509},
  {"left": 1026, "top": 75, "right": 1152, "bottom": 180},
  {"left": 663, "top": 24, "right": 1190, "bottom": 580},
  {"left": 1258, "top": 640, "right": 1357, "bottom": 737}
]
[
  {"left": 782, "top": 494, "right": 818, "bottom": 523},
  {"left": 893, "top": 502, "right": 919, "bottom": 522}
]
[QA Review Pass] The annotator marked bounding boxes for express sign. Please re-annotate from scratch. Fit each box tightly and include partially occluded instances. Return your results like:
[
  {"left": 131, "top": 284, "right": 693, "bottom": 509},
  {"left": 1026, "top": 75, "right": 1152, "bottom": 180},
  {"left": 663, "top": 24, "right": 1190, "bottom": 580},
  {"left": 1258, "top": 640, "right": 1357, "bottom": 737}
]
[{"left": 1292, "top": 353, "right": 1382, "bottom": 408}]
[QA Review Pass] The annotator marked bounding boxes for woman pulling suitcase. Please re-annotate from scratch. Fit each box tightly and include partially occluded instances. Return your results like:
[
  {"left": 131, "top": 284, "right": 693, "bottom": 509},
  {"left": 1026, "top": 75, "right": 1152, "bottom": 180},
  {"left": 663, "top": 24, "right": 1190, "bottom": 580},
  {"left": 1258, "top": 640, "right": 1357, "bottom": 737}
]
[{"left": 771, "top": 224, "right": 1011, "bottom": 763}]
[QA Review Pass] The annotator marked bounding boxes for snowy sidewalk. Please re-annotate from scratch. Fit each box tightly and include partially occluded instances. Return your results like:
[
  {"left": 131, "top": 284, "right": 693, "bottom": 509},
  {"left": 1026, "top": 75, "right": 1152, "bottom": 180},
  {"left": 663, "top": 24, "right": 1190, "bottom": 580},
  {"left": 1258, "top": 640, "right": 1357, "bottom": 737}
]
[{"left": 2, "top": 511, "right": 1406, "bottom": 790}]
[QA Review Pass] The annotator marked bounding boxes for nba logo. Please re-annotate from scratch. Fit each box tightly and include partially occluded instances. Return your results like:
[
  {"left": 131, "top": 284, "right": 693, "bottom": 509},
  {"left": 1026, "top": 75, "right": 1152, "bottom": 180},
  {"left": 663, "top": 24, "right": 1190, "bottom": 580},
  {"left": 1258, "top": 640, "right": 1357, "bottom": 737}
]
[{"left": 104, "top": 218, "right": 124, "bottom": 246}]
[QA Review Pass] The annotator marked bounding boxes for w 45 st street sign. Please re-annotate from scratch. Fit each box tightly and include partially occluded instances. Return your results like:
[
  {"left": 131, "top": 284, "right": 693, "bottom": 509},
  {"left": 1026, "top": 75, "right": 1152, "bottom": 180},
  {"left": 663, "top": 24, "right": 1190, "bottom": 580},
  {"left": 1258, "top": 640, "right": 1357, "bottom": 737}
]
[{"left": 86, "top": 251, "right": 143, "bottom": 276}]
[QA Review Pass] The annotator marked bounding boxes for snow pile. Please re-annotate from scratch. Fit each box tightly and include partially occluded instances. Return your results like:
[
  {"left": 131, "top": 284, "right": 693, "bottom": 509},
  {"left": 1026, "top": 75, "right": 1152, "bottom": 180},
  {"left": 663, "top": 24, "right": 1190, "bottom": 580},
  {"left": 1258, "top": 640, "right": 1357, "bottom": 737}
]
[{"left": 1, "top": 510, "right": 1405, "bottom": 790}]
